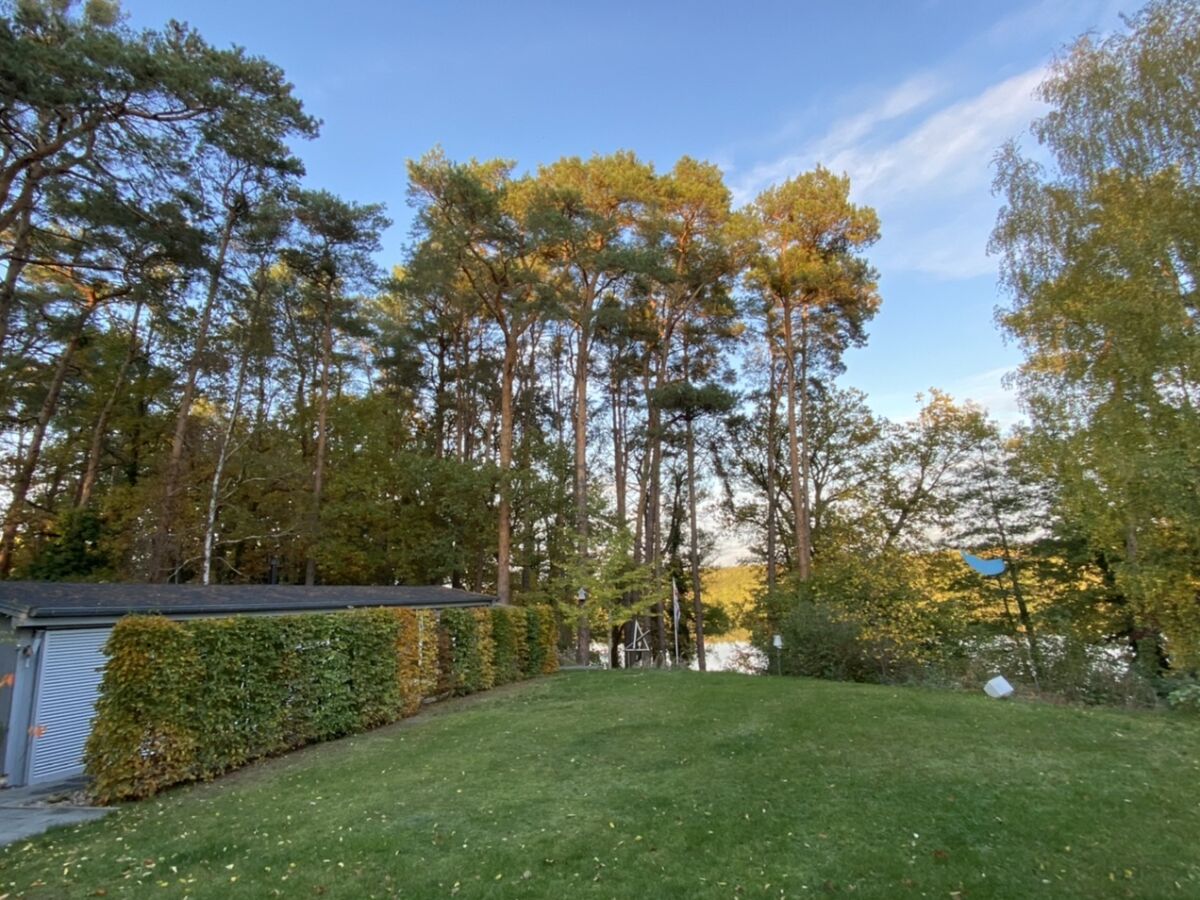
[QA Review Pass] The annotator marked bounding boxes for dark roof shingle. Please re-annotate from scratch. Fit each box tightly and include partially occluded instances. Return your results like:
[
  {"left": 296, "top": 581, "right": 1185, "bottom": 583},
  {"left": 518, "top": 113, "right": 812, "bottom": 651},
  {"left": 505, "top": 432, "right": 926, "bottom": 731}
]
[{"left": 0, "top": 582, "right": 494, "bottom": 622}]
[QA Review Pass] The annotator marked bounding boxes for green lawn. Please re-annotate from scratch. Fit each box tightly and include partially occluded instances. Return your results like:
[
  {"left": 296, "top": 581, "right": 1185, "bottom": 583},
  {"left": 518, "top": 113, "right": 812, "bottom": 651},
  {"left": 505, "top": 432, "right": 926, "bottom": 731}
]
[{"left": 3, "top": 672, "right": 1199, "bottom": 899}]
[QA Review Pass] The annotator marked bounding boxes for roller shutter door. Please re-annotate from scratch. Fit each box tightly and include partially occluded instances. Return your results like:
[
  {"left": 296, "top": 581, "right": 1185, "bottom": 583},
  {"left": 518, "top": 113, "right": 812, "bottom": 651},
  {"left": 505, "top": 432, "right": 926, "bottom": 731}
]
[{"left": 27, "top": 628, "right": 111, "bottom": 784}]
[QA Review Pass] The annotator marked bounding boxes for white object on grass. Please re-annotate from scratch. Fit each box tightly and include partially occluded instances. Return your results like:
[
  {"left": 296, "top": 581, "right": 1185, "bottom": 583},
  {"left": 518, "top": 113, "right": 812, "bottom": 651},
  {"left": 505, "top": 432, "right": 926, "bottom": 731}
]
[{"left": 984, "top": 675, "right": 1014, "bottom": 699}]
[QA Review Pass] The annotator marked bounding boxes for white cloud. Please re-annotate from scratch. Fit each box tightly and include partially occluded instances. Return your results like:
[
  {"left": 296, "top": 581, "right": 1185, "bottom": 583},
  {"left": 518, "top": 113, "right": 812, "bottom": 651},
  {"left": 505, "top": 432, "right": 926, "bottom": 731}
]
[
  {"left": 811, "top": 73, "right": 946, "bottom": 162},
  {"left": 729, "top": 64, "right": 1049, "bottom": 281},
  {"left": 729, "top": 73, "right": 945, "bottom": 204},
  {"left": 838, "top": 67, "right": 1045, "bottom": 202}
]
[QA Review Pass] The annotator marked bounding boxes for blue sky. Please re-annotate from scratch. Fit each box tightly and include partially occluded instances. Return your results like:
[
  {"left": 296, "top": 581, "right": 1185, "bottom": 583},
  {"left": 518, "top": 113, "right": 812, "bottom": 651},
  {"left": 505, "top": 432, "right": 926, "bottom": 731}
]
[{"left": 129, "top": 0, "right": 1129, "bottom": 427}]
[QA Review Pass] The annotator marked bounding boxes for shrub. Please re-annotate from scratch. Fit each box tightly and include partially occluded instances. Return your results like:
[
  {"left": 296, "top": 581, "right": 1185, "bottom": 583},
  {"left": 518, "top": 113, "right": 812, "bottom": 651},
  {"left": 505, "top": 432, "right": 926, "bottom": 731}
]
[
  {"left": 772, "top": 601, "right": 886, "bottom": 683},
  {"left": 439, "top": 607, "right": 495, "bottom": 695},
  {"left": 473, "top": 607, "right": 496, "bottom": 692},
  {"left": 85, "top": 617, "right": 201, "bottom": 803},
  {"left": 1167, "top": 682, "right": 1200, "bottom": 714},
  {"left": 394, "top": 609, "right": 439, "bottom": 715},
  {"left": 490, "top": 606, "right": 527, "bottom": 685},
  {"left": 524, "top": 605, "right": 559, "bottom": 676},
  {"left": 86, "top": 602, "right": 551, "bottom": 804}
]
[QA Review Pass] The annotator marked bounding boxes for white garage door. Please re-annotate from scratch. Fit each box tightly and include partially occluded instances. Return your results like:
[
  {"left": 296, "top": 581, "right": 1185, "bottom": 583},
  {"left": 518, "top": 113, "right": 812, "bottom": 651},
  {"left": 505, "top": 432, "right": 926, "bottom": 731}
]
[{"left": 27, "top": 628, "right": 111, "bottom": 784}]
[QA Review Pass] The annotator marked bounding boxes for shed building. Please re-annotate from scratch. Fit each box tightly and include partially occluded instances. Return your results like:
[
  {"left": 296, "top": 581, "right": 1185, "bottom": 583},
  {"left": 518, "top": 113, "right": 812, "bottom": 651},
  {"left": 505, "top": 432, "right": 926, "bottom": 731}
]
[{"left": 0, "top": 583, "right": 494, "bottom": 789}]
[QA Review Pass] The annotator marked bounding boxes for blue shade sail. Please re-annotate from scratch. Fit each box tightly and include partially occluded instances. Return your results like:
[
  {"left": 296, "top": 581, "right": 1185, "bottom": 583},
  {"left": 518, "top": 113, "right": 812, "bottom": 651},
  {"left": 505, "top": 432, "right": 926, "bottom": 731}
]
[{"left": 960, "top": 551, "right": 1006, "bottom": 577}]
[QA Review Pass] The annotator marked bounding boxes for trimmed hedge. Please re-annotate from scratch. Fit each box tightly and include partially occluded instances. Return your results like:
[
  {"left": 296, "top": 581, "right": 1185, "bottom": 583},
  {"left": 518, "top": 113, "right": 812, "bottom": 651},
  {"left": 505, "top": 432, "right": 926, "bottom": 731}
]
[
  {"left": 490, "top": 606, "right": 527, "bottom": 685},
  {"left": 526, "top": 605, "right": 559, "bottom": 676},
  {"left": 395, "top": 609, "right": 439, "bottom": 715},
  {"left": 85, "top": 604, "right": 558, "bottom": 803},
  {"left": 439, "top": 607, "right": 495, "bottom": 695}
]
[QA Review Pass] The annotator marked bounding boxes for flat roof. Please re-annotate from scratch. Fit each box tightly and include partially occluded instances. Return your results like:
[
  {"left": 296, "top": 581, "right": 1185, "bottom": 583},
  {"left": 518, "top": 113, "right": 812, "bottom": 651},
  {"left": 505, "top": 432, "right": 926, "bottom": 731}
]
[{"left": 0, "top": 582, "right": 495, "bottom": 626}]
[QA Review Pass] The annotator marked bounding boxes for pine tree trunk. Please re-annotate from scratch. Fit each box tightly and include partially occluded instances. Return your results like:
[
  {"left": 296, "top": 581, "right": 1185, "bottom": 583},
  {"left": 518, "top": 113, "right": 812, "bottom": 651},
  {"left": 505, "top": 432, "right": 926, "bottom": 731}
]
[
  {"left": 610, "top": 367, "right": 627, "bottom": 528},
  {"left": 994, "top": 512, "right": 1044, "bottom": 685},
  {"left": 495, "top": 331, "right": 517, "bottom": 604},
  {"left": 305, "top": 292, "right": 334, "bottom": 586},
  {"left": 797, "top": 307, "right": 813, "bottom": 579},
  {"left": 202, "top": 334, "right": 252, "bottom": 585},
  {"left": 648, "top": 349, "right": 667, "bottom": 665},
  {"left": 151, "top": 208, "right": 237, "bottom": 581},
  {"left": 0, "top": 315, "right": 88, "bottom": 575},
  {"left": 687, "top": 414, "right": 706, "bottom": 671},
  {"left": 781, "top": 298, "right": 810, "bottom": 579},
  {"left": 0, "top": 203, "right": 34, "bottom": 357},
  {"left": 573, "top": 295, "right": 592, "bottom": 660},
  {"left": 765, "top": 346, "right": 779, "bottom": 592}
]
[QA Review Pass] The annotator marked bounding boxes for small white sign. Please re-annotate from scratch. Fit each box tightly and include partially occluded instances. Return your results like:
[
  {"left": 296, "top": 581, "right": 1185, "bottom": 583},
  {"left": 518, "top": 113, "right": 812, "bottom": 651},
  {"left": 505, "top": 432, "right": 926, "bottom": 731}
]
[
  {"left": 772, "top": 634, "right": 782, "bottom": 649},
  {"left": 984, "top": 675, "right": 1014, "bottom": 699}
]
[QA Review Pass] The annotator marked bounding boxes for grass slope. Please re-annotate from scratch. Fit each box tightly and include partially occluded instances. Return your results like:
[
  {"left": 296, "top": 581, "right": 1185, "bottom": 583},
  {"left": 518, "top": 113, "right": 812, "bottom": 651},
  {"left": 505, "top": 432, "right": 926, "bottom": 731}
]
[{"left": 3, "top": 672, "right": 1198, "bottom": 899}]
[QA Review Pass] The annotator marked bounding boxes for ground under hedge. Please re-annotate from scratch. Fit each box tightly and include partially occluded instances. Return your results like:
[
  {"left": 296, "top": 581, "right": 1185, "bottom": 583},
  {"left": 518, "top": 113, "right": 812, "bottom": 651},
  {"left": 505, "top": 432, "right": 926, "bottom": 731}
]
[{"left": 4, "top": 671, "right": 1199, "bottom": 898}]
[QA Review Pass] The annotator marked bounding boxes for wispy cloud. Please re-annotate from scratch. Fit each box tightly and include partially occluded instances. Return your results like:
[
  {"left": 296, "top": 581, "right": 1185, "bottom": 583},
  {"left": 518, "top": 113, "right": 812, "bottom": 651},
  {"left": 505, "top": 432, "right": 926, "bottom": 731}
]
[
  {"left": 729, "top": 72, "right": 949, "bottom": 204},
  {"left": 728, "top": 65, "right": 1047, "bottom": 281},
  {"left": 723, "top": 0, "right": 1133, "bottom": 283},
  {"left": 826, "top": 67, "right": 1046, "bottom": 202}
]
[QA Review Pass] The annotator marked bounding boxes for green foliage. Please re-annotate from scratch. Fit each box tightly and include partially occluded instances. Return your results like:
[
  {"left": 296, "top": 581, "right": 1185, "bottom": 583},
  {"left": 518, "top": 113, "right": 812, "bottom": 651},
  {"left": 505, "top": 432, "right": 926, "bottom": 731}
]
[
  {"left": 84, "top": 617, "right": 201, "bottom": 803},
  {"left": 772, "top": 600, "right": 881, "bottom": 682},
  {"left": 394, "top": 609, "right": 439, "bottom": 715},
  {"left": 85, "top": 605, "right": 550, "bottom": 803},
  {"left": 318, "top": 396, "right": 497, "bottom": 585},
  {"left": 489, "top": 605, "right": 527, "bottom": 685},
  {"left": 523, "top": 605, "right": 560, "bottom": 676},
  {"left": 438, "top": 607, "right": 496, "bottom": 696},
  {"left": 758, "top": 551, "right": 967, "bottom": 684},
  {"left": 1167, "top": 682, "right": 1200, "bottom": 714},
  {"left": 533, "top": 526, "right": 655, "bottom": 640},
  {"left": 24, "top": 508, "right": 112, "bottom": 580},
  {"left": 992, "top": 0, "right": 1200, "bottom": 668}
]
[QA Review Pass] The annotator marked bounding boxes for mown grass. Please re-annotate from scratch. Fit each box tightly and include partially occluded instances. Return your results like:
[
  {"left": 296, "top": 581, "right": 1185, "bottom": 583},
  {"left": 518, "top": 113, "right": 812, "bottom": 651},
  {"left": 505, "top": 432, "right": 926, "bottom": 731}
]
[{"left": 2, "top": 671, "right": 1198, "bottom": 898}]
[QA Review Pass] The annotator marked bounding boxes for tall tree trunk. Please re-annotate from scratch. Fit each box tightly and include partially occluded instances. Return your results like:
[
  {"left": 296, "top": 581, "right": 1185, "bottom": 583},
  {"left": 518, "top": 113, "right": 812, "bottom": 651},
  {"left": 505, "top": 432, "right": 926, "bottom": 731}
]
[
  {"left": 495, "top": 332, "right": 517, "bottom": 604},
  {"left": 0, "top": 314, "right": 88, "bottom": 575},
  {"left": 0, "top": 202, "right": 35, "bottom": 358},
  {"left": 518, "top": 330, "right": 540, "bottom": 593},
  {"left": 610, "top": 364, "right": 632, "bottom": 667},
  {"left": 202, "top": 334, "right": 252, "bottom": 585},
  {"left": 573, "top": 296, "right": 592, "bottom": 662},
  {"left": 433, "top": 337, "right": 448, "bottom": 459},
  {"left": 573, "top": 289, "right": 593, "bottom": 548},
  {"left": 648, "top": 348, "right": 667, "bottom": 665},
  {"left": 305, "top": 293, "right": 334, "bottom": 586},
  {"left": 765, "top": 345, "right": 779, "bottom": 592},
  {"left": 687, "top": 415, "right": 706, "bottom": 671},
  {"left": 681, "top": 340, "right": 706, "bottom": 670},
  {"left": 797, "top": 306, "right": 814, "bottom": 577},
  {"left": 125, "top": 326, "right": 157, "bottom": 489},
  {"left": 610, "top": 365, "right": 627, "bottom": 529},
  {"left": 76, "top": 301, "right": 144, "bottom": 509},
  {"left": 781, "top": 298, "right": 811, "bottom": 579},
  {"left": 151, "top": 207, "right": 237, "bottom": 581}
]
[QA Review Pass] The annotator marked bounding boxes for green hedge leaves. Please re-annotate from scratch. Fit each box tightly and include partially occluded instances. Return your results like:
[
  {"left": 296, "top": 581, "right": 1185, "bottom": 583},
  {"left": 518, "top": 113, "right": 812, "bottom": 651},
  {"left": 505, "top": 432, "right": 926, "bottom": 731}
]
[{"left": 85, "top": 605, "right": 558, "bottom": 803}]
